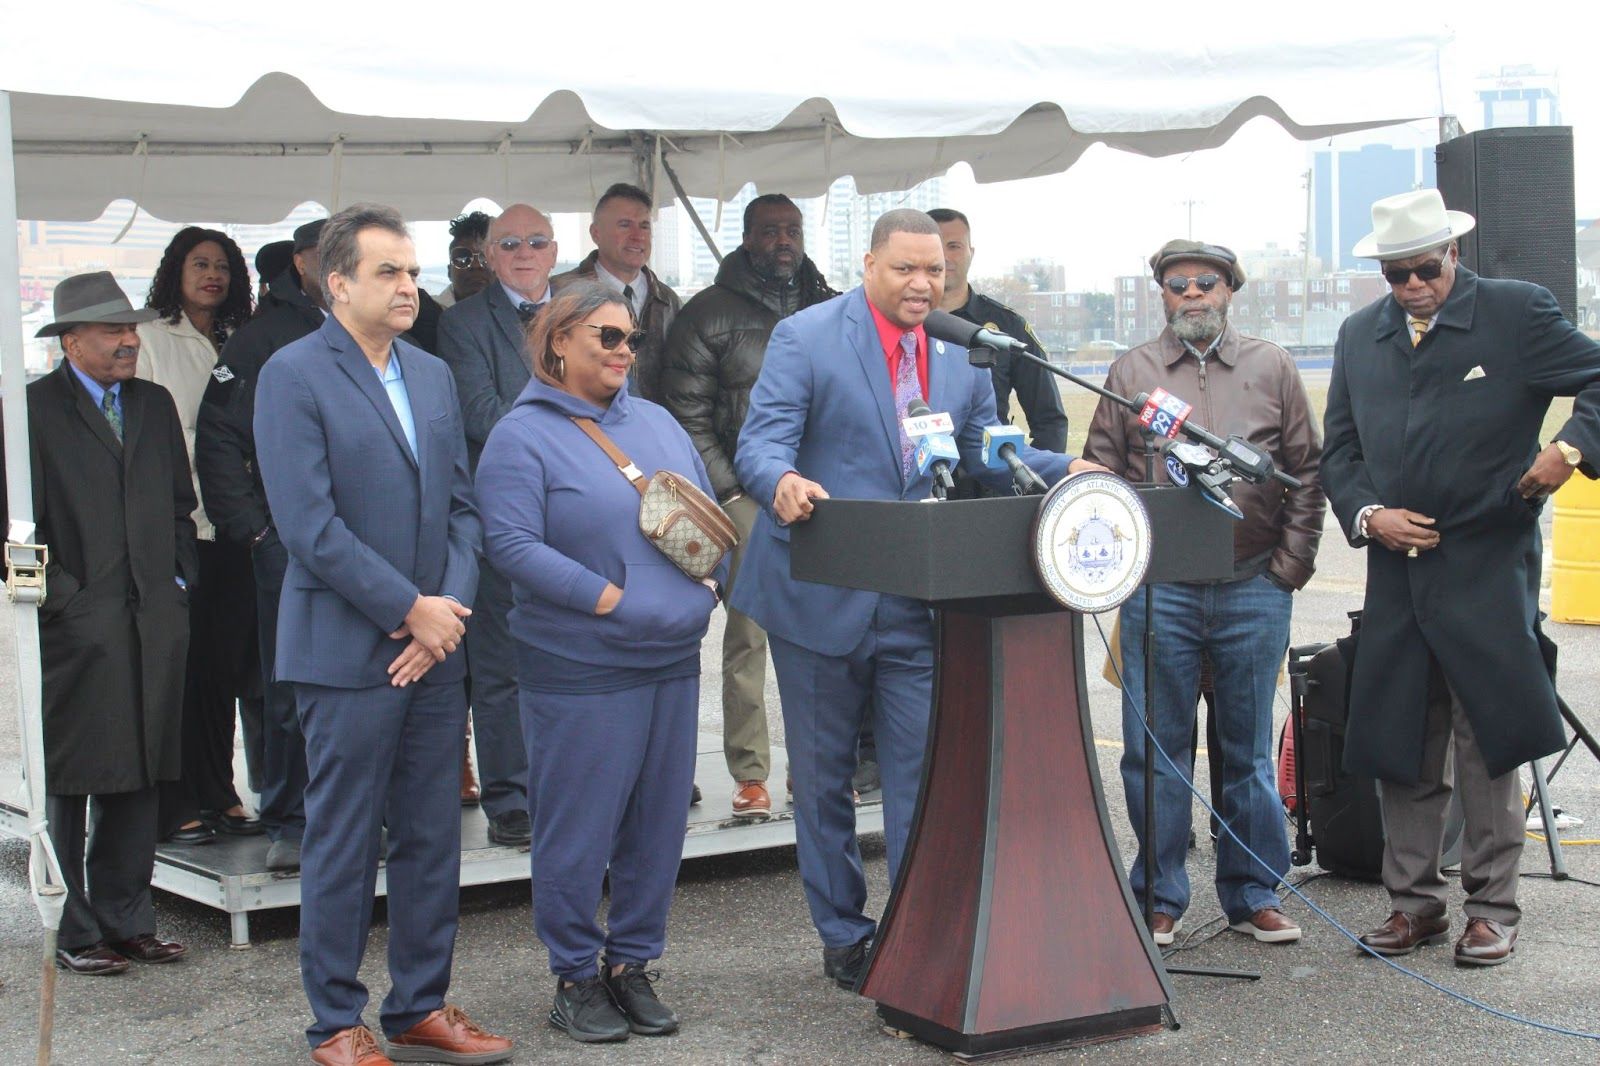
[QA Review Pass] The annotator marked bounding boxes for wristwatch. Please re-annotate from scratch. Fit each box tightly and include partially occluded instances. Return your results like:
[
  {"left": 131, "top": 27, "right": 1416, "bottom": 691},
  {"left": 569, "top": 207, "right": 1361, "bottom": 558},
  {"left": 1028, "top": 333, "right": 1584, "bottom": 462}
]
[{"left": 1555, "top": 440, "right": 1583, "bottom": 467}]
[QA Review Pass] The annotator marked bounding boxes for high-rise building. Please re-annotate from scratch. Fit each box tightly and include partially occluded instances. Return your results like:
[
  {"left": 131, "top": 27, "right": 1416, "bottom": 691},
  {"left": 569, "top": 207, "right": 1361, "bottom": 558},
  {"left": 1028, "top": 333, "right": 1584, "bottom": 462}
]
[
  {"left": 1311, "top": 142, "right": 1435, "bottom": 274},
  {"left": 1475, "top": 66, "right": 1561, "bottom": 129}
]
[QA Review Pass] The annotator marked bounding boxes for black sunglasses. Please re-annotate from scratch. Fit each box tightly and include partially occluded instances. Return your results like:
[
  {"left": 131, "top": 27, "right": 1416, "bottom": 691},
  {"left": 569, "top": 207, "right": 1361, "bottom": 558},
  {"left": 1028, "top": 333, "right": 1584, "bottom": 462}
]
[
  {"left": 1382, "top": 256, "right": 1447, "bottom": 285},
  {"left": 1163, "top": 273, "right": 1221, "bottom": 295},
  {"left": 448, "top": 250, "right": 486, "bottom": 269},
  {"left": 494, "top": 235, "right": 554, "bottom": 253},
  {"left": 582, "top": 323, "right": 646, "bottom": 353}
]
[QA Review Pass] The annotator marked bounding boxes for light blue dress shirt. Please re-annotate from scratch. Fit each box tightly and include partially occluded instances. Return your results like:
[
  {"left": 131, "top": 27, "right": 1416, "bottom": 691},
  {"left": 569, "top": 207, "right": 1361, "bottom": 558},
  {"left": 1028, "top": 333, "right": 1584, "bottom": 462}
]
[
  {"left": 67, "top": 360, "right": 121, "bottom": 419},
  {"left": 377, "top": 347, "right": 418, "bottom": 459}
]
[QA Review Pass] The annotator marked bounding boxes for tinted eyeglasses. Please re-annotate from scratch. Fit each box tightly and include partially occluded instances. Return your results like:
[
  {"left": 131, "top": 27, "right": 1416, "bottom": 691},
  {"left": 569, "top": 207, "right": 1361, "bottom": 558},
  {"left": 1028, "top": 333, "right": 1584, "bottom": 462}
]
[
  {"left": 1382, "top": 257, "right": 1447, "bottom": 286},
  {"left": 448, "top": 250, "right": 487, "bottom": 269},
  {"left": 494, "top": 235, "right": 554, "bottom": 254},
  {"left": 582, "top": 323, "right": 646, "bottom": 353},
  {"left": 1163, "top": 273, "right": 1221, "bottom": 295}
]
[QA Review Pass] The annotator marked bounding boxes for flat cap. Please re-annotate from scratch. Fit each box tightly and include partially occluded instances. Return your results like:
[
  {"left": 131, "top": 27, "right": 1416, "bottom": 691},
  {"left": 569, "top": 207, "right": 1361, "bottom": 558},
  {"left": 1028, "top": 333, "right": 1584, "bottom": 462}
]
[{"left": 1149, "top": 240, "right": 1246, "bottom": 291}]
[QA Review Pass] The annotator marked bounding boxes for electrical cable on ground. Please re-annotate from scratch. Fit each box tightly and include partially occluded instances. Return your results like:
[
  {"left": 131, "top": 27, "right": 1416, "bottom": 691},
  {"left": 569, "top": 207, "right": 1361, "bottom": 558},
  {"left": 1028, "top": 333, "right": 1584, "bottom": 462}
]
[{"left": 1090, "top": 613, "right": 1600, "bottom": 1042}]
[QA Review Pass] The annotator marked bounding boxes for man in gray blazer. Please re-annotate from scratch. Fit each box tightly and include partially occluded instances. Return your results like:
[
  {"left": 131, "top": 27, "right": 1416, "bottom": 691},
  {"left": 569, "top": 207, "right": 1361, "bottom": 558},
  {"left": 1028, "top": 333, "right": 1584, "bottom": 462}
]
[{"left": 434, "top": 203, "right": 557, "bottom": 847}]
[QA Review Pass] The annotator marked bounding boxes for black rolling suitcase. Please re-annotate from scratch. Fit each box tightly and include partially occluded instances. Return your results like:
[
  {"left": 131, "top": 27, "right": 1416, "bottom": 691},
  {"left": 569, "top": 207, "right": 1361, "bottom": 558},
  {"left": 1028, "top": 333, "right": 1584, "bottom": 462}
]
[{"left": 1286, "top": 612, "right": 1462, "bottom": 880}]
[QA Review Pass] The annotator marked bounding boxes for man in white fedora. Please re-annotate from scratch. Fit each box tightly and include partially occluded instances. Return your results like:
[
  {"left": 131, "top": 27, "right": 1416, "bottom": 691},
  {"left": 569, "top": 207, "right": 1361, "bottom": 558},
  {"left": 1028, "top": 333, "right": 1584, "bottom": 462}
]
[{"left": 1322, "top": 188, "right": 1600, "bottom": 966}]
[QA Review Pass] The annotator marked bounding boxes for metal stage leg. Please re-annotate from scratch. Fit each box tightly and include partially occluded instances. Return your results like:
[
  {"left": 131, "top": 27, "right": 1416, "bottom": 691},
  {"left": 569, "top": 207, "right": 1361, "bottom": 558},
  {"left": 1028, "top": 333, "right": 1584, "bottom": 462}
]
[{"left": 230, "top": 911, "right": 252, "bottom": 949}]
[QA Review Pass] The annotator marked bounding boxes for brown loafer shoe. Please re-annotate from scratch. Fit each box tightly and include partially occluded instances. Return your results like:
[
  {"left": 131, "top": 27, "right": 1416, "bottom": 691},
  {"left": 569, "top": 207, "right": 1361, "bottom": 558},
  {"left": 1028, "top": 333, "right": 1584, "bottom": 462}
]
[
  {"left": 1229, "top": 907, "right": 1302, "bottom": 944},
  {"left": 731, "top": 780, "right": 772, "bottom": 819},
  {"left": 55, "top": 942, "right": 130, "bottom": 976},
  {"left": 1454, "top": 918, "right": 1517, "bottom": 967},
  {"left": 1358, "top": 910, "right": 1449, "bottom": 956},
  {"left": 109, "top": 932, "right": 187, "bottom": 963},
  {"left": 387, "top": 1004, "right": 512, "bottom": 1064},
  {"left": 1150, "top": 913, "right": 1182, "bottom": 947},
  {"left": 311, "top": 1026, "right": 392, "bottom": 1066}
]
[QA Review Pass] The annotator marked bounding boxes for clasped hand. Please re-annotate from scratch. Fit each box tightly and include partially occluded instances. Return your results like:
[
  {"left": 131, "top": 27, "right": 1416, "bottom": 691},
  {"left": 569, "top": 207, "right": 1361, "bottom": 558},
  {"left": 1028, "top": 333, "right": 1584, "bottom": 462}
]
[{"left": 387, "top": 594, "right": 471, "bottom": 687}]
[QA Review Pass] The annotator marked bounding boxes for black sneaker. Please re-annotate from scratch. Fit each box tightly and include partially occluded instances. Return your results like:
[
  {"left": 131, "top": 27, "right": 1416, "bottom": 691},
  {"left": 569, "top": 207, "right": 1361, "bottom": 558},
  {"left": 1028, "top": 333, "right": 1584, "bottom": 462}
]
[
  {"left": 550, "top": 975, "right": 630, "bottom": 1043},
  {"left": 822, "top": 935, "right": 872, "bottom": 992},
  {"left": 690, "top": 783, "right": 702, "bottom": 807},
  {"left": 487, "top": 809, "right": 531, "bottom": 848},
  {"left": 603, "top": 961, "right": 679, "bottom": 1036}
]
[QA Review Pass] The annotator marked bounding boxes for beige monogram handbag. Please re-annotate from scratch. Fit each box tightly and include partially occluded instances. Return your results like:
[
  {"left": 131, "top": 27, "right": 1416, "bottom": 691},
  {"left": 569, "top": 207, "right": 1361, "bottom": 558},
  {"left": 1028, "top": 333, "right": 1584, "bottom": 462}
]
[{"left": 571, "top": 418, "right": 738, "bottom": 581}]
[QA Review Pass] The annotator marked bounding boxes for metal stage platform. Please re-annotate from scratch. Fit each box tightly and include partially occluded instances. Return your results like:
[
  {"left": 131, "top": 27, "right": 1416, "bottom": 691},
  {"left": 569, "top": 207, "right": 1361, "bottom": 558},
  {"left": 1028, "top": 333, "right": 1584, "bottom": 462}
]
[{"left": 0, "top": 732, "right": 884, "bottom": 948}]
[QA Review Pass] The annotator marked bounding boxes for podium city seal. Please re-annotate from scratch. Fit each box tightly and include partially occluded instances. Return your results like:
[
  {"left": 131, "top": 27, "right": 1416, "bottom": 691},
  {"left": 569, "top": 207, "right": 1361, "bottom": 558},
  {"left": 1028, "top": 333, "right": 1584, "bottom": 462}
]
[{"left": 1031, "top": 471, "right": 1152, "bottom": 613}]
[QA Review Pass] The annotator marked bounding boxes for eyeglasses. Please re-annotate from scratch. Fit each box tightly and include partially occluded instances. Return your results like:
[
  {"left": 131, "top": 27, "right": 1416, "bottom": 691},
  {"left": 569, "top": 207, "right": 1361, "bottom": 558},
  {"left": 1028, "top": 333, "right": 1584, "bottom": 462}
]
[
  {"left": 448, "top": 250, "right": 487, "bottom": 269},
  {"left": 494, "top": 235, "right": 554, "bottom": 254},
  {"left": 1163, "top": 273, "right": 1221, "bottom": 295},
  {"left": 582, "top": 323, "right": 646, "bottom": 353},
  {"left": 1382, "top": 257, "right": 1447, "bottom": 285}
]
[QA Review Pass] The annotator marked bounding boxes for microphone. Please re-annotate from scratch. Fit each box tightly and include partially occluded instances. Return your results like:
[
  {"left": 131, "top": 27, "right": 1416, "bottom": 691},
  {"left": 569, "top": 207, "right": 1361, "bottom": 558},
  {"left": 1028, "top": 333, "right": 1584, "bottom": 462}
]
[
  {"left": 980, "top": 425, "right": 1051, "bottom": 496},
  {"left": 905, "top": 398, "right": 957, "bottom": 500},
  {"left": 1163, "top": 440, "right": 1245, "bottom": 520},
  {"left": 923, "top": 309, "right": 1029, "bottom": 356}
]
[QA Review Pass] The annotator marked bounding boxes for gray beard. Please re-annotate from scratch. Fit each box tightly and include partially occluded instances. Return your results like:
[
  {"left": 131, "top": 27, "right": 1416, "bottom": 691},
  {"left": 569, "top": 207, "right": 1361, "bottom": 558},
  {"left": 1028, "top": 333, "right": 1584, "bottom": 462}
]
[{"left": 1169, "top": 306, "right": 1226, "bottom": 345}]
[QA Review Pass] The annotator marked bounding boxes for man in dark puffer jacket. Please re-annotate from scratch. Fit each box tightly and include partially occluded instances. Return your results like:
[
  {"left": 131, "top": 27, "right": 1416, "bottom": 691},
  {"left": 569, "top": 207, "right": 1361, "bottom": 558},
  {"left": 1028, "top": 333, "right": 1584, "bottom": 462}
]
[{"left": 660, "top": 193, "right": 837, "bottom": 821}]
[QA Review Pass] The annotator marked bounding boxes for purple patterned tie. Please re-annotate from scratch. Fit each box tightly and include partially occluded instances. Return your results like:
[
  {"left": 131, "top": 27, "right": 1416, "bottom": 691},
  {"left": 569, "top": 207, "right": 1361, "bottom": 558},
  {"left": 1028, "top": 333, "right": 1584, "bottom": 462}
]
[{"left": 893, "top": 330, "right": 920, "bottom": 479}]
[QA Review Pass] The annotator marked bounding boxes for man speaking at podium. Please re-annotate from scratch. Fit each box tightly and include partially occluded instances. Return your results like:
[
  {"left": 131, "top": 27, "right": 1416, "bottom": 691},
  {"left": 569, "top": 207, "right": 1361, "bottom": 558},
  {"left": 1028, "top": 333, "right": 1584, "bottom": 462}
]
[{"left": 733, "top": 208, "right": 1097, "bottom": 990}]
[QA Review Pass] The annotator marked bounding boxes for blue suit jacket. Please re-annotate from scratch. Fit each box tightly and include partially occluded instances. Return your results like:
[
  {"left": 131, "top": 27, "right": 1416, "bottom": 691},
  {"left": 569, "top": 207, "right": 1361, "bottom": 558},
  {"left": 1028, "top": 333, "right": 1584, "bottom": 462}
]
[
  {"left": 435, "top": 283, "right": 533, "bottom": 469},
  {"left": 732, "top": 287, "right": 1072, "bottom": 656},
  {"left": 255, "top": 314, "right": 481, "bottom": 689}
]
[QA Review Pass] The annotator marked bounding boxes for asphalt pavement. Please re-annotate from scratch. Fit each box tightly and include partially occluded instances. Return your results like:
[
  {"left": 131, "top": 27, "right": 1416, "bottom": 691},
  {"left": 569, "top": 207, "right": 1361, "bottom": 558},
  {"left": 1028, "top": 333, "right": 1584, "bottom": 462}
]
[{"left": 1, "top": 506, "right": 1597, "bottom": 1065}]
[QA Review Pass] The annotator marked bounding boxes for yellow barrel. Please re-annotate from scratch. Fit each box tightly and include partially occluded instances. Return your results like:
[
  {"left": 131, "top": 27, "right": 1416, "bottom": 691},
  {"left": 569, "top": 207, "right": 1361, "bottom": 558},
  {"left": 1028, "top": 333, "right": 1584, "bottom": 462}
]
[{"left": 1552, "top": 473, "right": 1600, "bottom": 624}]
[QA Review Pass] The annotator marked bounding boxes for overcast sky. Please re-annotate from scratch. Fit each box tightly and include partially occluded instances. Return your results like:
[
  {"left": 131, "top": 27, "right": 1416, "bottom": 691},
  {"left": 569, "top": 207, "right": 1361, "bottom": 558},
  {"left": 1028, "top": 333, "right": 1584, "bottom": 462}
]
[{"left": 937, "top": 18, "right": 1597, "bottom": 289}]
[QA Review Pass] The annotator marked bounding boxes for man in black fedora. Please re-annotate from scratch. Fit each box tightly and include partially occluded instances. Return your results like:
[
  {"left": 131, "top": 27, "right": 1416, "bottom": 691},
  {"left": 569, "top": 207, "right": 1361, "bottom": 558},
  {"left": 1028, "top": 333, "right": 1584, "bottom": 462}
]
[
  {"left": 1324, "top": 189, "right": 1600, "bottom": 966},
  {"left": 4, "top": 271, "right": 198, "bottom": 974}
]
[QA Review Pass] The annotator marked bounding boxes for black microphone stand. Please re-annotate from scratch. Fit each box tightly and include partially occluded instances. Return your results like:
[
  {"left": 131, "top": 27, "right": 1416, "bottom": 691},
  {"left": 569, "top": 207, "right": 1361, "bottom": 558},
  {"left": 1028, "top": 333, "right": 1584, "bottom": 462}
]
[{"left": 970, "top": 343, "right": 1270, "bottom": 982}]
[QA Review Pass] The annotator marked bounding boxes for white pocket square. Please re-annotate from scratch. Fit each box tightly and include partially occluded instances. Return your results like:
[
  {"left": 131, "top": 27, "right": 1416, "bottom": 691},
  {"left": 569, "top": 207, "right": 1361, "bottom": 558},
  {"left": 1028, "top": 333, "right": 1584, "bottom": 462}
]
[{"left": 1463, "top": 365, "right": 1487, "bottom": 381}]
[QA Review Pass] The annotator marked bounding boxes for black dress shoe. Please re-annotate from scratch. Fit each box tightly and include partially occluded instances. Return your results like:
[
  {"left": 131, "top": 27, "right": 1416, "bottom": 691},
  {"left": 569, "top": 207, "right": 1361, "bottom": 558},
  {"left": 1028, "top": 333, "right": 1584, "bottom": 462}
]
[
  {"left": 108, "top": 933, "right": 187, "bottom": 963},
  {"left": 165, "top": 822, "right": 216, "bottom": 845},
  {"left": 55, "top": 942, "right": 130, "bottom": 975},
  {"left": 603, "top": 961, "right": 679, "bottom": 1035},
  {"left": 551, "top": 975, "right": 630, "bottom": 1043},
  {"left": 265, "top": 837, "right": 302, "bottom": 872},
  {"left": 204, "top": 809, "right": 264, "bottom": 836},
  {"left": 690, "top": 783, "right": 702, "bottom": 806},
  {"left": 487, "top": 809, "right": 531, "bottom": 848},
  {"left": 822, "top": 935, "right": 872, "bottom": 991}
]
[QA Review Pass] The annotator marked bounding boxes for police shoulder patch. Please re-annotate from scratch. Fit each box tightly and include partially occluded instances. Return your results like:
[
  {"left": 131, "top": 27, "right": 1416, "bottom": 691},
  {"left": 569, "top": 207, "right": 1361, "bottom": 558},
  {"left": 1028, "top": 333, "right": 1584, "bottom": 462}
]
[{"left": 210, "top": 365, "right": 236, "bottom": 383}]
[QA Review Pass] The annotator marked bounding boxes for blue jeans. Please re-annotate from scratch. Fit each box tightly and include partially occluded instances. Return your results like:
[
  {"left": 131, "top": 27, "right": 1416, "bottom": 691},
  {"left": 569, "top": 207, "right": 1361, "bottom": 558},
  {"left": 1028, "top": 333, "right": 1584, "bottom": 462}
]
[{"left": 1117, "top": 574, "right": 1292, "bottom": 923}]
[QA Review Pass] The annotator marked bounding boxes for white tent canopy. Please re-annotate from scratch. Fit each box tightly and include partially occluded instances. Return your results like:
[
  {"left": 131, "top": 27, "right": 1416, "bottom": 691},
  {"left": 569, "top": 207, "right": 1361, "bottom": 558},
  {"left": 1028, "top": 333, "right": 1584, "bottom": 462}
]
[{"left": 4, "top": 6, "right": 1450, "bottom": 222}]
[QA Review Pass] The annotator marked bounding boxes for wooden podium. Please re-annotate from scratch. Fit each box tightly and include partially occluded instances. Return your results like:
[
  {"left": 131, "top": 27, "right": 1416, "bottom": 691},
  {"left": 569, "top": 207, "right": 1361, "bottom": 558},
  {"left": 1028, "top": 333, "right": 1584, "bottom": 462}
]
[{"left": 791, "top": 488, "right": 1232, "bottom": 1059}]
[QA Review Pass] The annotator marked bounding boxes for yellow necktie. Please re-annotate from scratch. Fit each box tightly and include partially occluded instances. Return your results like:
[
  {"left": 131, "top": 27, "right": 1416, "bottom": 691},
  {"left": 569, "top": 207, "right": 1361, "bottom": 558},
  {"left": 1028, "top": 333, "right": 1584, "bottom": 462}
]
[{"left": 1410, "top": 318, "right": 1429, "bottom": 347}]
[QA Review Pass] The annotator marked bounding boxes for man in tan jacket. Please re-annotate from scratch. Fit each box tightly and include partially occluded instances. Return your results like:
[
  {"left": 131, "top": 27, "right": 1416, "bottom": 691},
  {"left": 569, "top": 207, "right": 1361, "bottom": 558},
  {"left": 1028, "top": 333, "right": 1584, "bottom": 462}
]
[{"left": 1084, "top": 239, "right": 1324, "bottom": 950}]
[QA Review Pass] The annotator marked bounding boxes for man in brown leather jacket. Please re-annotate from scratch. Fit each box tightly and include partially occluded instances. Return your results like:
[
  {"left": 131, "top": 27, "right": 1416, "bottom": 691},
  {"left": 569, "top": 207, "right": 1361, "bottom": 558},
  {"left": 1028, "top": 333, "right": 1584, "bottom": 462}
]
[{"left": 1084, "top": 239, "right": 1324, "bottom": 950}]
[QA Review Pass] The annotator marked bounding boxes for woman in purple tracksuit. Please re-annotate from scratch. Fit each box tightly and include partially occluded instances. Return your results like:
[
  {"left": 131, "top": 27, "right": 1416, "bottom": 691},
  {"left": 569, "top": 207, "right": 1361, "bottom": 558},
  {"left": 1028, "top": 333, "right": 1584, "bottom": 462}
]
[{"left": 475, "top": 282, "right": 726, "bottom": 1045}]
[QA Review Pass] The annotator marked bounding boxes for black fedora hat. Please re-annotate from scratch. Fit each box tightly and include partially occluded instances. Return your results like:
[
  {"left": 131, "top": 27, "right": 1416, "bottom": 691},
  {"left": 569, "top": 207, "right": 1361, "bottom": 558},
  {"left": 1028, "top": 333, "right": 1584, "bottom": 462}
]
[{"left": 35, "top": 271, "right": 158, "bottom": 338}]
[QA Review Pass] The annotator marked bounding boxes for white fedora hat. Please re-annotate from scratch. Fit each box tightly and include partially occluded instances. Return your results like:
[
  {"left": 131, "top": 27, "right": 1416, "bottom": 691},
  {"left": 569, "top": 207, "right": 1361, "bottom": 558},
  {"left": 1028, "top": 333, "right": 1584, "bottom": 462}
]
[{"left": 1352, "top": 189, "right": 1476, "bottom": 261}]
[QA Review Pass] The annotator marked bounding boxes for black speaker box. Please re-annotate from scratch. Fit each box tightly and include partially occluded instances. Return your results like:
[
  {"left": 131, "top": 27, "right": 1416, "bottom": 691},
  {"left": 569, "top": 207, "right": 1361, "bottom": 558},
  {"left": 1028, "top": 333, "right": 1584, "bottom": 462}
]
[{"left": 1436, "top": 126, "right": 1576, "bottom": 319}]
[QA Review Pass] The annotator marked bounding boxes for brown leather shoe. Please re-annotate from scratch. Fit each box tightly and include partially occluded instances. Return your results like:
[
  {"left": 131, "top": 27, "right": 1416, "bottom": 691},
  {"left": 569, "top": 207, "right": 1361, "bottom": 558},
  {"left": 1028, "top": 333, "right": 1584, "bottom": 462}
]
[
  {"left": 1229, "top": 908, "right": 1302, "bottom": 944},
  {"left": 1454, "top": 918, "right": 1517, "bottom": 967},
  {"left": 109, "top": 932, "right": 187, "bottom": 963},
  {"left": 460, "top": 728, "right": 480, "bottom": 806},
  {"left": 1357, "top": 910, "right": 1449, "bottom": 956},
  {"left": 311, "top": 1026, "right": 392, "bottom": 1066},
  {"left": 731, "top": 780, "right": 772, "bottom": 819},
  {"left": 1150, "top": 913, "right": 1182, "bottom": 947},
  {"left": 55, "top": 942, "right": 130, "bottom": 975},
  {"left": 387, "top": 1005, "right": 512, "bottom": 1064}
]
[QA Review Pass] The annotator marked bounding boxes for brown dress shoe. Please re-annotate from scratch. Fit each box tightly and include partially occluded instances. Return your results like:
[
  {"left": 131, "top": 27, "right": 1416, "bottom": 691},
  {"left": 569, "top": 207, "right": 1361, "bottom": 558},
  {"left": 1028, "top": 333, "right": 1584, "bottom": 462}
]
[
  {"left": 55, "top": 942, "right": 130, "bottom": 976},
  {"left": 1357, "top": 910, "right": 1449, "bottom": 956},
  {"left": 731, "top": 780, "right": 772, "bottom": 819},
  {"left": 109, "top": 932, "right": 187, "bottom": 963},
  {"left": 1454, "top": 918, "right": 1517, "bottom": 967},
  {"left": 1229, "top": 907, "right": 1302, "bottom": 944},
  {"left": 387, "top": 1004, "right": 513, "bottom": 1064},
  {"left": 461, "top": 726, "right": 480, "bottom": 806},
  {"left": 311, "top": 1026, "right": 392, "bottom": 1066}
]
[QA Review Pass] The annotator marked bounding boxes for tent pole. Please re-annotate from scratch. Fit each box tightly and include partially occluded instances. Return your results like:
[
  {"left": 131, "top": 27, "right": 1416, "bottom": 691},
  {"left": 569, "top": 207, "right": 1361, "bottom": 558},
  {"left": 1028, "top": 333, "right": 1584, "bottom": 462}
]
[
  {"left": 659, "top": 155, "right": 722, "bottom": 265},
  {"left": 0, "top": 87, "right": 67, "bottom": 1066}
]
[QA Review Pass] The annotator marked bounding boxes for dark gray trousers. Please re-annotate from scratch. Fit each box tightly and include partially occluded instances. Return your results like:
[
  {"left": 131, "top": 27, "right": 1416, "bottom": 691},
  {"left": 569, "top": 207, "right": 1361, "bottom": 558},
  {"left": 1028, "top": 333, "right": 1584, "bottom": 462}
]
[{"left": 47, "top": 786, "right": 159, "bottom": 950}]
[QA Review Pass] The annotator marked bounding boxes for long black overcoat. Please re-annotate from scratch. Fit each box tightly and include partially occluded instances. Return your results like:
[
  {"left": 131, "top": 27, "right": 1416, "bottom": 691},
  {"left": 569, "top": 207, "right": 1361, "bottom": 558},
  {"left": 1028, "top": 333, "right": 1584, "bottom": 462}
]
[
  {"left": 1321, "top": 268, "right": 1600, "bottom": 783},
  {"left": 22, "top": 364, "right": 198, "bottom": 795}
]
